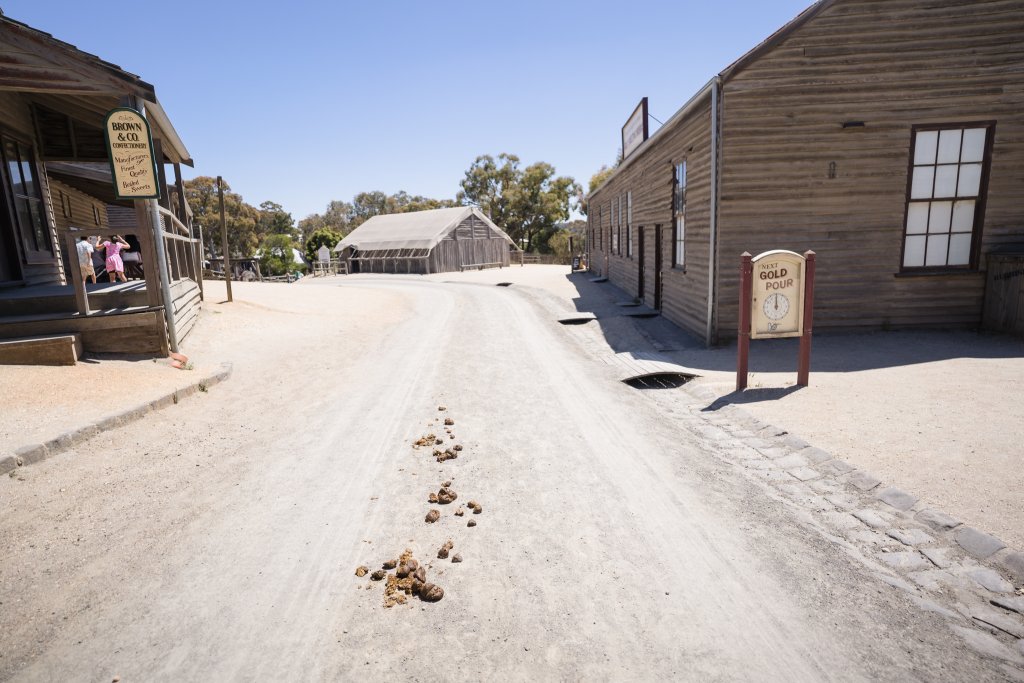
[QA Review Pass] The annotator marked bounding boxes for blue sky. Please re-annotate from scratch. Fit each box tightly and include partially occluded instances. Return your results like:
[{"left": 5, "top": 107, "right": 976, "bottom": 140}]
[{"left": 11, "top": 1, "right": 813, "bottom": 221}]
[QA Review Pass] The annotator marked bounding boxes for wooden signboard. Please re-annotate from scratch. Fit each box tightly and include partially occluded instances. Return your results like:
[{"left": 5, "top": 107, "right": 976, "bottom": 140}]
[
  {"left": 736, "top": 249, "right": 817, "bottom": 390},
  {"left": 621, "top": 97, "right": 649, "bottom": 160},
  {"left": 751, "top": 250, "right": 805, "bottom": 339},
  {"left": 103, "top": 108, "right": 160, "bottom": 200}
]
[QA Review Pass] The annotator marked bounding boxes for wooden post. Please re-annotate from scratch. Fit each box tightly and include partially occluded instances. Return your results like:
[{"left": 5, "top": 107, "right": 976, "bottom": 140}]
[
  {"left": 135, "top": 201, "right": 162, "bottom": 308},
  {"left": 797, "top": 250, "right": 816, "bottom": 387},
  {"left": 218, "top": 176, "right": 233, "bottom": 302},
  {"left": 67, "top": 232, "right": 90, "bottom": 315},
  {"left": 736, "top": 252, "right": 752, "bottom": 391}
]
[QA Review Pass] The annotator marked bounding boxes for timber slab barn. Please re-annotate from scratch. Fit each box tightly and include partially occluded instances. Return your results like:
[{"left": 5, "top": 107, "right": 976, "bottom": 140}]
[{"left": 334, "top": 206, "right": 517, "bottom": 275}]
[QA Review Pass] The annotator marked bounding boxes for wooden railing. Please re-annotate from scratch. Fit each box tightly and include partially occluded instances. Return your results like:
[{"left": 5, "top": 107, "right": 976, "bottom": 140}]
[{"left": 156, "top": 205, "right": 204, "bottom": 297}]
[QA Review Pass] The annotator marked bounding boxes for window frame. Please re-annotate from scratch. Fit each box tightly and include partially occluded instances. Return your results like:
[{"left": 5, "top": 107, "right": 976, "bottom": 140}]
[
  {"left": 672, "top": 160, "right": 686, "bottom": 270},
  {"left": 0, "top": 131, "right": 54, "bottom": 264},
  {"left": 626, "top": 191, "right": 633, "bottom": 259},
  {"left": 898, "top": 121, "right": 994, "bottom": 273}
]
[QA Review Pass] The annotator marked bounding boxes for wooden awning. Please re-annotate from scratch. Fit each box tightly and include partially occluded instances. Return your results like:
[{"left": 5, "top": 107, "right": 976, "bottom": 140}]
[{"left": 0, "top": 15, "right": 193, "bottom": 166}]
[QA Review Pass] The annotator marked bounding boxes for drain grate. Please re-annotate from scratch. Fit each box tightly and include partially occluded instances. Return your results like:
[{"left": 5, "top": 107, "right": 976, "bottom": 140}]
[
  {"left": 558, "top": 317, "right": 596, "bottom": 325},
  {"left": 624, "top": 373, "right": 693, "bottom": 389},
  {"left": 496, "top": 282, "right": 512, "bottom": 287}
]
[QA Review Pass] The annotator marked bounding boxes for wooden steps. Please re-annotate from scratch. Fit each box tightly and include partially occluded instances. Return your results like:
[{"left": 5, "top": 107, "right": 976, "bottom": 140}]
[{"left": 0, "top": 334, "right": 83, "bottom": 366}]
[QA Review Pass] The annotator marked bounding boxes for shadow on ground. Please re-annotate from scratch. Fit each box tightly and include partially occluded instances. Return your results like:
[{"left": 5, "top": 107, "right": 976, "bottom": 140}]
[{"left": 562, "top": 271, "right": 1024, "bottom": 375}]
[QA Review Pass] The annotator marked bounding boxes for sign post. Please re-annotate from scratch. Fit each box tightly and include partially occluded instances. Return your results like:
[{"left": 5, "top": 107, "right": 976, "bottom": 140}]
[
  {"left": 104, "top": 103, "right": 177, "bottom": 352},
  {"left": 736, "top": 252, "right": 752, "bottom": 391},
  {"left": 218, "top": 176, "right": 233, "bottom": 302},
  {"left": 797, "top": 251, "right": 816, "bottom": 386},
  {"left": 736, "top": 249, "right": 816, "bottom": 391}
]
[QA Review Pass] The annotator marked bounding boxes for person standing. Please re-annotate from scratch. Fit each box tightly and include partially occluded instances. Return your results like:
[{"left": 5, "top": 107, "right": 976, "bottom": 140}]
[
  {"left": 98, "top": 235, "right": 130, "bottom": 283},
  {"left": 76, "top": 235, "right": 96, "bottom": 285}
]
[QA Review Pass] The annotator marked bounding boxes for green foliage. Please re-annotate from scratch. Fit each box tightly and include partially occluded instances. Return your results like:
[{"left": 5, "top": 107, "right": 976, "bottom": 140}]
[
  {"left": 304, "top": 228, "right": 343, "bottom": 264},
  {"left": 258, "top": 200, "right": 296, "bottom": 239},
  {"left": 301, "top": 193, "right": 458, "bottom": 233},
  {"left": 458, "top": 154, "right": 580, "bottom": 252},
  {"left": 349, "top": 191, "right": 458, "bottom": 229},
  {"left": 580, "top": 165, "right": 616, "bottom": 217},
  {"left": 184, "top": 176, "right": 260, "bottom": 258},
  {"left": 547, "top": 229, "right": 573, "bottom": 258},
  {"left": 299, "top": 200, "right": 353, "bottom": 239},
  {"left": 259, "top": 234, "right": 300, "bottom": 276}
]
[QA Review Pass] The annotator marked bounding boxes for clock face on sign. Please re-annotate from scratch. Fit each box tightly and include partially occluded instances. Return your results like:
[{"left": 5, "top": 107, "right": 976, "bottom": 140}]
[{"left": 763, "top": 293, "right": 789, "bottom": 320}]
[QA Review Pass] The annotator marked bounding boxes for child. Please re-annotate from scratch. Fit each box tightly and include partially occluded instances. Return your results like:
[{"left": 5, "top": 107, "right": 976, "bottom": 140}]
[
  {"left": 98, "top": 235, "right": 131, "bottom": 283},
  {"left": 75, "top": 235, "right": 96, "bottom": 284}
]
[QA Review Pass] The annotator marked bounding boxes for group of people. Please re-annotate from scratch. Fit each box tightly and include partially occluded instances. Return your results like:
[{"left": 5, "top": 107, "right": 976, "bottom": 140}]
[{"left": 74, "top": 235, "right": 131, "bottom": 284}]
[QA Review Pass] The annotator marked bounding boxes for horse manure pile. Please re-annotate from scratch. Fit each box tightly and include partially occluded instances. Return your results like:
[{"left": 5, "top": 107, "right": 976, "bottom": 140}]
[
  {"left": 433, "top": 447, "right": 458, "bottom": 463},
  {"left": 355, "top": 549, "right": 445, "bottom": 608},
  {"left": 356, "top": 405, "right": 490, "bottom": 609}
]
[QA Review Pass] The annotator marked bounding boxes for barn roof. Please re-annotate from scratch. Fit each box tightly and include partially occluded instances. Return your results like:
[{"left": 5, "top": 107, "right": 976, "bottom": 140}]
[{"left": 334, "top": 206, "right": 515, "bottom": 252}]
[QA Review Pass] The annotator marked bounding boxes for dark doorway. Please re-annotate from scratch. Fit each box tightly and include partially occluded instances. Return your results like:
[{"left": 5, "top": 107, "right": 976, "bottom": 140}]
[
  {"left": 0, "top": 183, "right": 22, "bottom": 284},
  {"left": 637, "top": 226, "right": 646, "bottom": 300},
  {"left": 654, "top": 225, "right": 663, "bottom": 310}
]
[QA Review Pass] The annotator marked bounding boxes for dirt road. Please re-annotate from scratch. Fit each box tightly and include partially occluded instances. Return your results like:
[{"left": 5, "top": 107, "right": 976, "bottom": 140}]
[{"left": 0, "top": 277, "right": 1009, "bottom": 680}]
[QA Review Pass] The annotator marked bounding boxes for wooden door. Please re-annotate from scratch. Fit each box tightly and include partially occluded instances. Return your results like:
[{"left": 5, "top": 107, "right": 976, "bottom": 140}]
[
  {"left": 654, "top": 225, "right": 663, "bottom": 310},
  {"left": 637, "top": 227, "right": 646, "bottom": 299}
]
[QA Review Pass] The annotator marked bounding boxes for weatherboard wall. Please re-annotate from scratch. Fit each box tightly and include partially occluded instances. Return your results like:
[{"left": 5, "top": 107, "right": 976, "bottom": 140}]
[
  {"left": 713, "top": 0, "right": 1024, "bottom": 338},
  {"left": 589, "top": 97, "right": 715, "bottom": 341}
]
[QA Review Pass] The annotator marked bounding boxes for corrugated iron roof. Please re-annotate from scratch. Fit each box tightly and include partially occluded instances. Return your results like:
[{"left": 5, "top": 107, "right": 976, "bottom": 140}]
[{"left": 335, "top": 207, "right": 515, "bottom": 252}]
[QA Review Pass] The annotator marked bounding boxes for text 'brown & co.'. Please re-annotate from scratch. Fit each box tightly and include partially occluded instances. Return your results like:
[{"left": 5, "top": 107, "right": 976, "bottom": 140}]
[{"left": 104, "top": 109, "right": 160, "bottom": 199}]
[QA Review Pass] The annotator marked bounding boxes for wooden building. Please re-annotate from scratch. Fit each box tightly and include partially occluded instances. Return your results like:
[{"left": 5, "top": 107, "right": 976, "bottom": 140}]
[
  {"left": 587, "top": 0, "right": 1024, "bottom": 344},
  {"left": 334, "top": 206, "right": 516, "bottom": 274},
  {"left": 0, "top": 14, "right": 203, "bottom": 360}
]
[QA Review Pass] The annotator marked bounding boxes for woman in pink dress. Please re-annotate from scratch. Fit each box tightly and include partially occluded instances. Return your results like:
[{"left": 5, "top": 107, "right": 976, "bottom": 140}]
[{"left": 99, "top": 235, "right": 131, "bottom": 282}]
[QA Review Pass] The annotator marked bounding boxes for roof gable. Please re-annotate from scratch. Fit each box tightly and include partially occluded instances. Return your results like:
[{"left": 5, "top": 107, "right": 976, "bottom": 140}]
[{"left": 336, "top": 207, "right": 513, "bottom": 252}]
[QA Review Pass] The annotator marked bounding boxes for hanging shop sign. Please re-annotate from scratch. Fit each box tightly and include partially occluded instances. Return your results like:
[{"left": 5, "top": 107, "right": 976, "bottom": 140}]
[
  {"left": 736, "top": 249, "right": 817, "bottom": 390},
  {"left": 103, "top": 108, "right": 160, "bottom": 200},
  {"left": 621, "top": 97, "right": 649, "bottom": 160}
]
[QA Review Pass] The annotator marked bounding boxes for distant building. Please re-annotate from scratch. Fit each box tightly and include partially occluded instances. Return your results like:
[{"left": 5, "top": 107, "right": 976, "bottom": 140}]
[
  {"left": 588, "top": 0, "right": 1024, "bottom": 343},
  {"left": 334, "top": 207, "right": 517, "bottom": 274}
]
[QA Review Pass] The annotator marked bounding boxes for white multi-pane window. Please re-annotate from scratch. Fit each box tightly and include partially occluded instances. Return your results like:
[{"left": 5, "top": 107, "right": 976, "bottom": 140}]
[
  {"left": 611, "top": 197, "right": 616, "bottom": 254},
  {"left": 617, "top": 195, "right": 624, "bottom": 255},
  {"left": 626, "top": 191, "right": 633, "bottom": 258},
  {"left": 673, "top": 161, "right": 686, "bottom": 268},
  {"left": 902, "top": 125, "right": 991, "bottom": 269}
]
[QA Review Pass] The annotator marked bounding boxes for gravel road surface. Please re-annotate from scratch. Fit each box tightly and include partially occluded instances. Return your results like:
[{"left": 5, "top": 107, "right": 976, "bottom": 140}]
[{"left": 0, "top": 277, "right": 1009, "bottom": 681}]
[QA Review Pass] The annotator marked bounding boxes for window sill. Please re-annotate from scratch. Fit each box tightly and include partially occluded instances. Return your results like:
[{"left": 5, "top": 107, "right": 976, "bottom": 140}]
[
  {"left": 672, "top": 266, "right": 686, "bottom": 273},
  {"left": 894, "top": 268, "right": 982, "bottom": 278}
]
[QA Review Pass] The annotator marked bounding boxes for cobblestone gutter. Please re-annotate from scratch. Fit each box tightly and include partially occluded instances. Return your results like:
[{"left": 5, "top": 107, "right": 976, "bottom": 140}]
[{"left": 683, "top": 382, "right": 1024, "bottom": 673}]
